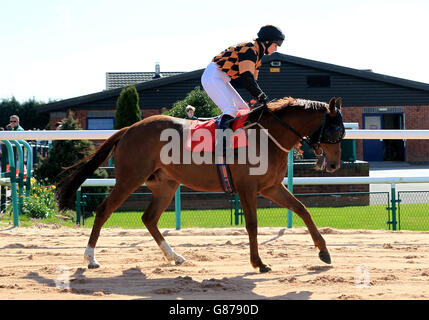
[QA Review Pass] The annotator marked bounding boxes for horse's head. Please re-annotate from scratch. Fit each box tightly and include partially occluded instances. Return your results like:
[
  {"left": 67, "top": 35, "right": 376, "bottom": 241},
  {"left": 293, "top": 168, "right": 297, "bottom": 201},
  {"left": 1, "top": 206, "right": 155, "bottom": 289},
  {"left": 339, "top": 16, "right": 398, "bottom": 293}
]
[{"left": 312, "top": 97, "right": 344, "bottom": 173}]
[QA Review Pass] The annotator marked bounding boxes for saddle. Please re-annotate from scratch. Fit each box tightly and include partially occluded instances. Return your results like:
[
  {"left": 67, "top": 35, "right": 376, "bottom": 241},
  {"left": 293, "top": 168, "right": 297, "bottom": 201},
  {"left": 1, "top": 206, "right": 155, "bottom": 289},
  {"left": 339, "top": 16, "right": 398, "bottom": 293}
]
[
  {"left": 185, "top": 109, "right": 250, "bottom": 152},
  {"left": 185, "top": 109, "right": 251, "bottom": 194}
]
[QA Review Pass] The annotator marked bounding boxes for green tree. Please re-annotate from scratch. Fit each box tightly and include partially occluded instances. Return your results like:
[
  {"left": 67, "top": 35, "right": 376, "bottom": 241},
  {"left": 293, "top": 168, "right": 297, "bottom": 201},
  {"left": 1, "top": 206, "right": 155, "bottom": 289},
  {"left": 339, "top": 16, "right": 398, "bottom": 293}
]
[
  {"left": 33, "top": 112, "right": 108, "bottom": 214},
  {"left": 114, "top": 85, "right": 141, "bottom": 129},
  {"left": 163, "top": 86, "right": 221, "bottom": 118},
  {"left": 0, "top": 97, "right": 49, "bottom": 129}
]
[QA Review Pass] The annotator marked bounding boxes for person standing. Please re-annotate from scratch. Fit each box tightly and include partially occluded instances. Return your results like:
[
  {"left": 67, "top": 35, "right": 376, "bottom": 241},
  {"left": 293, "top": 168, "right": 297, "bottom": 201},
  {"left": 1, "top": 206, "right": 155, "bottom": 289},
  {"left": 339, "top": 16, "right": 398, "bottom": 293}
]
[
  {"left": 9, "top": 115, "right": 24, "bottom": 131},
  {"left": 184, "top": 105, "right": 198, "bottom": 120}
]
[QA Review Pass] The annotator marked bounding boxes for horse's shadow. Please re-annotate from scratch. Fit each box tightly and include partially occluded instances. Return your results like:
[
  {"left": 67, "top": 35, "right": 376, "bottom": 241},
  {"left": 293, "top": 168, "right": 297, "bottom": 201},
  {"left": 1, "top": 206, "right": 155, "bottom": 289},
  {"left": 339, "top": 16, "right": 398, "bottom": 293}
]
[{"left": 22, "top": 264, "right": 327, "bottom": 300}]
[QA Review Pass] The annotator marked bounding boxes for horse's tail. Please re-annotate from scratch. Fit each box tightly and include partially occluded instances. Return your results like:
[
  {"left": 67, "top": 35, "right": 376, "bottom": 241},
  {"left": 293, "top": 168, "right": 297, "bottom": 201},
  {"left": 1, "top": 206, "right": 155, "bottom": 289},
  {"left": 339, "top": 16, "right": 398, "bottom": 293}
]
[{"left": 55, "top": 127, "right": 129, "bottom": 211}]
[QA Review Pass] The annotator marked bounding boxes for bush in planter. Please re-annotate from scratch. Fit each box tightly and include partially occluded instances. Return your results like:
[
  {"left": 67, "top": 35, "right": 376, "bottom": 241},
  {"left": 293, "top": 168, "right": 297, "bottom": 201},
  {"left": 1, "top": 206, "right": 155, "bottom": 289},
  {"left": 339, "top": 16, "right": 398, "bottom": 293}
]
[{"left": 20, "top": 179, "right": 57, "bottom": 219}]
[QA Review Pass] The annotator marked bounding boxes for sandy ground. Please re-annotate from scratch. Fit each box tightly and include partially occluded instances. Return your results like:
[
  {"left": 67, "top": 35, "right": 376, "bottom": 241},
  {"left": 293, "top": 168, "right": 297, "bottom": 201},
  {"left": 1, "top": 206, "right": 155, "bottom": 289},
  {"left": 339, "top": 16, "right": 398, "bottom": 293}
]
[{"left": 1, "top": 225, "right": 429, "bottom": 300}]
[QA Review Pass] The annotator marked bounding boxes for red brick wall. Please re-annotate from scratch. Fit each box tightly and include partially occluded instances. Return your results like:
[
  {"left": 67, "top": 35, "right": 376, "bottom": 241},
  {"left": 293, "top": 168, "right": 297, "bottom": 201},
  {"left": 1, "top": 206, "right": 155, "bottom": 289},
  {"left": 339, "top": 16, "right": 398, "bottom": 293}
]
[
  {"left": 49, "top": 117, "right": 64, "bottom": 130},
  {"left": 342, "top": 105, "right": 429, "bottom": 163},
  {"left": 342, "top": 107, "right": 364, "bottom": 160},
  {"left": 143, "top": 109, "right": 161, "bottom": 118},
  {"left": 404, "top": 106, "right": 429, "bottom": 162},
  {"left": 71, "top": 110, "right": 87, "bottom": 129},
  {"left": 50, "top": 110, "right": 87, "bottom": 129}
]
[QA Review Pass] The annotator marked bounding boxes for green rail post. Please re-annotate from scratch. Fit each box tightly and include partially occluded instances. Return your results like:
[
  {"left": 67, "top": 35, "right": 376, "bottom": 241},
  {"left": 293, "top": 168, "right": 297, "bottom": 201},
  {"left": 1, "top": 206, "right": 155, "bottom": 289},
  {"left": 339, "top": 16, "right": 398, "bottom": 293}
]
[
  {"left": 175, "top": 185, "right": 181, "bottom": 230},
  {"left": 81, "top": 194, "right": 87, "bottom": 225},
  {"left": 0, "top": 143, "right": 6, "bottom": 212},
  {"left": 18, "top": 140, "right": 33, "bottom": 197},
  {"left": 0, "top": 141, "right": 20, "bottom": 226},
  {"left": 287, "top": 148, "right": 294, "bottom": 228},
  {"left": 234, "top": 193, "right": 240, "bottom": 226},
  {"left": 390, "top": 183, "right": 398, "bottom": 231},
  {"left": 10, "top": 141, "right": 24, "bottom": 211}
]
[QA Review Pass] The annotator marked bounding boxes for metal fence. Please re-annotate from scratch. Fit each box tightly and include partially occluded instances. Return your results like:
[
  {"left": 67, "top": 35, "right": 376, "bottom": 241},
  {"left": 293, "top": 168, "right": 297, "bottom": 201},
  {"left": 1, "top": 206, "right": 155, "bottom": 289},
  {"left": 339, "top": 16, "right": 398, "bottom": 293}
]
[
  {"left": 398, "top": 191, "right": 429, "bottom": 231},
  {"left": 77, "top": 190, "right": 429, "bottom": 231}
]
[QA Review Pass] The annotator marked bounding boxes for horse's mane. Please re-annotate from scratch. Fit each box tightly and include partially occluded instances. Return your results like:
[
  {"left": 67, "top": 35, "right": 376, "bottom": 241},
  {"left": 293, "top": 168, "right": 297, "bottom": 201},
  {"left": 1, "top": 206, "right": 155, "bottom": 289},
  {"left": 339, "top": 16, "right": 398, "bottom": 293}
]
[
  {"left": 246, "top": 97, "right": 328, "bottom": 123},
  {"left": 267, "top": 97, "right": 328, "bottom": 112}
]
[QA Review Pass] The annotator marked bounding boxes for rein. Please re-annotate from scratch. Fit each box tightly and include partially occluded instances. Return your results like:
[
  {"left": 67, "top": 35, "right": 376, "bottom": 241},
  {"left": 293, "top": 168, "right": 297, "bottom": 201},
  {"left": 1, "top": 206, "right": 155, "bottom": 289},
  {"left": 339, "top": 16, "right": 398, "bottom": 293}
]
[
  {"left": 265, "top": 106, "right": 327, "bottom": 154},
  {"left": 240, "top": 103, "right": 327, "bottom": 155}
]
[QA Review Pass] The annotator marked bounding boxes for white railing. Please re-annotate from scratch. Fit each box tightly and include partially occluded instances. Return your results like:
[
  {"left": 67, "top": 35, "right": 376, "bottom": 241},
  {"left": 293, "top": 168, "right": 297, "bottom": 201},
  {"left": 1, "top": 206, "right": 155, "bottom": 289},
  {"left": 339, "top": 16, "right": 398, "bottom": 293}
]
[
  {"left": 284, "top": 176, "right": 429, "bottom": 185},
  {"left": 2, "top": 129, "right": 429, "bottom": 141},
  {"left": 77, "top": 176, "right": 429, "bottom": 188}
]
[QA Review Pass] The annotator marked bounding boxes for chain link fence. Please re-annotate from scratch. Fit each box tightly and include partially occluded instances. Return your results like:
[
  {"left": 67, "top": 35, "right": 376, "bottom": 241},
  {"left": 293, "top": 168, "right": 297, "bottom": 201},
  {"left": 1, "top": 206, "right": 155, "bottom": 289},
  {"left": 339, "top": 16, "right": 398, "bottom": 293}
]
[
  {"left": 78, "top": 190, "right": 429, "bottom": 231},
  {"left": 398, "top": 191, "right": 429, "bottom": 231}
]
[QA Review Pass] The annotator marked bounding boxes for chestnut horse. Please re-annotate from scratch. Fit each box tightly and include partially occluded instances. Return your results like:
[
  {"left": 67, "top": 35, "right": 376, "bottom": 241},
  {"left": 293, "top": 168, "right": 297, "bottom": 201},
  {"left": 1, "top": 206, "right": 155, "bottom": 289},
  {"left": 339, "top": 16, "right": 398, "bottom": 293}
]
[{"left": 56, "top": 96, "right": 344, "bottom": 273}]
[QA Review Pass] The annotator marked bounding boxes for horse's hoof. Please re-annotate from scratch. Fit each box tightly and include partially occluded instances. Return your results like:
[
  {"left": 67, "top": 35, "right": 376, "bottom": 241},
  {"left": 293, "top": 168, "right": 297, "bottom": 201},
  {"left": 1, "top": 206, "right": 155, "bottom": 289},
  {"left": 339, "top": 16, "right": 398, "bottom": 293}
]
[
  {"left": 319, "top": 251, "right": 331, "bottom": 264},
  {"left": 259, "top": 265, "right": 272, "bottom": 273},
  {"left": 88, "top": 263, "right": 100, "bottom": 269},
  {"left": 175, "top": 256, "right": 186, "bottom": 265}
]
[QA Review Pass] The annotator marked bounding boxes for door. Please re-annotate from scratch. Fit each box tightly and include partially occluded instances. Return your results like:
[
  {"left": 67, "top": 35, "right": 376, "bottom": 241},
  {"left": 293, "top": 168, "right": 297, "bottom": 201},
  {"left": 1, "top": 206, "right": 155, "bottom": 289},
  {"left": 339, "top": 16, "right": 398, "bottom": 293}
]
[
  {"left": 382, "top": 114, "right": 405, "bottom": 161},
  {"left": 363, "top": 115, "right": 384, "bottom": 161}
]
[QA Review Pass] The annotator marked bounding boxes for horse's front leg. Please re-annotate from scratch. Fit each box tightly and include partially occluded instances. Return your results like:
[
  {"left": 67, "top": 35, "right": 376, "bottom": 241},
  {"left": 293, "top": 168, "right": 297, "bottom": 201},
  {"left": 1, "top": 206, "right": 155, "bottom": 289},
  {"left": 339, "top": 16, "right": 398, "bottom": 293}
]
[
  {"left": 237, "top": 188, "right": 271, "bottom": 273},
  {"left": 260, "top": 183, "right": 331, "bottom": 264},
  {"left": 143, "top": 179, "right": 186, "bottom": 265}
]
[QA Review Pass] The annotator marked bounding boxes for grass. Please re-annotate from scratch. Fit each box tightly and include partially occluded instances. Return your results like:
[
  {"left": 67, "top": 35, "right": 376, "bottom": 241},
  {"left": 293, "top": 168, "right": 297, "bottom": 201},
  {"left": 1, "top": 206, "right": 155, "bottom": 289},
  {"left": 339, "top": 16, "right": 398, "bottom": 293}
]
[
  {"left": 397, "top": 203, "right": 429, "bottom": 231},
  {"left": 2, "top": 203, "right": 428, "bottom": 231},
  {"left": 0, "top": 213, "right": 79, "bottom": 229},
  {"left": 80, "top": 203, "right": 429, "bottom": 231}
]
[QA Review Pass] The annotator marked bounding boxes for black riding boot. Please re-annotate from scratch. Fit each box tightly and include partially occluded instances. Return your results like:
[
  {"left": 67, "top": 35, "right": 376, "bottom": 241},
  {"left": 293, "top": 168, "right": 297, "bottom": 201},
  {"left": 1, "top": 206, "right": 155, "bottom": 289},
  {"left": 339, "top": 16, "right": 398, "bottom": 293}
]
[
  {"left": 218, "top": 114, "right": 234, "bottom": 131},
  {"left": 216, "top": 114, "right": 234, "bottom": 161}
]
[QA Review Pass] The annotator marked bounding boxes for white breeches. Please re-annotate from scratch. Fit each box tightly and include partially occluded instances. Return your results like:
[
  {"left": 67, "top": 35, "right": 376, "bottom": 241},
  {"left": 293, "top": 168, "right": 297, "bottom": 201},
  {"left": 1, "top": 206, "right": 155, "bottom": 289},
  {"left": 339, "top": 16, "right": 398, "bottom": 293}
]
[{"left": 201, "top": 62, "right": 250, "bottom": 117}]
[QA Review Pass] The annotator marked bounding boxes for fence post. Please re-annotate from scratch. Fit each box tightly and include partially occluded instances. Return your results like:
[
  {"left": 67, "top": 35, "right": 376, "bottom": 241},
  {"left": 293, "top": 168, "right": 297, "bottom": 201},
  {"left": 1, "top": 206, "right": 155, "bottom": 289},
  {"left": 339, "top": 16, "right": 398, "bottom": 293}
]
[
  {"left": 10, "top": 141, "right": 24, "bottom": 211},
  {"left": 175, "top": 185, "right": 181, "bottom": 230},
  {"left": 18, "top": 140, "right": 33, "bottom": 197},
  {"left": 234, "top": 193, "right": 240, "bottom": 226},
  {"left": 390, "top": 184, "right": 397, "bottom": 231},
  {"left": 1, "top": 143, "right": 6, "bottom": 212},
  {"left": 287, "top": 148, "right": 294, "bottom": 228},
  {"left": 0, "top": 141, "right": 20, "bottom": 226},
  {"left": 76, "top": 188, "right": 82, "bottom": 225}
]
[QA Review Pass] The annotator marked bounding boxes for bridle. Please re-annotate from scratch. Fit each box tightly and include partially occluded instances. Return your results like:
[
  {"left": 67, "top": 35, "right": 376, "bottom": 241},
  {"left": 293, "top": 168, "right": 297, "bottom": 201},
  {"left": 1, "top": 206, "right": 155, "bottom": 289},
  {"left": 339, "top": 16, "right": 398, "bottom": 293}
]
[{"left": 235, "top": 102, "right": 345, "bottom": 156}]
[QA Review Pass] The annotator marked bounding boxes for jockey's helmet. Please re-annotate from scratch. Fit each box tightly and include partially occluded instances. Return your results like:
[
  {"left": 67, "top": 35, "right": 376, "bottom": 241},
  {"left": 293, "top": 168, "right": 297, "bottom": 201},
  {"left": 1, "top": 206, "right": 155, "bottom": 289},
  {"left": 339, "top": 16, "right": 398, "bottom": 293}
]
[{"left": 257, "top": 25, "right": 285, "bottom": 47}]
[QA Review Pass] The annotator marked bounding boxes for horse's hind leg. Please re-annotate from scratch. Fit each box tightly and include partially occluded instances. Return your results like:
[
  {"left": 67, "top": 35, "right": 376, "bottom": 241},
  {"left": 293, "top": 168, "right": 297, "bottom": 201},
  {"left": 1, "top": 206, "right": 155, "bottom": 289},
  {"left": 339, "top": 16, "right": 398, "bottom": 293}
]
[
  {"left": 143, "top": 175, "right": 184, "bottom": 265},
  {"left": 260, "top": 183, "right": 331, "bottom": 264},
  {"left": 85, "top": 180, "right": 145, "bottom": 269}
]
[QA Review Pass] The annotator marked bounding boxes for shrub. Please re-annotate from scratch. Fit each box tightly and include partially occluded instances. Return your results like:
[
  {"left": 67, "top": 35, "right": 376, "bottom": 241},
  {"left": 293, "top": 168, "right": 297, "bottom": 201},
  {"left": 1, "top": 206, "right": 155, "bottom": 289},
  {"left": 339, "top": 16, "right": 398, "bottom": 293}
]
[
  {"left": 21, "top": 179, "right": 57, "bottom": 219},
  {"left": 163, "top": 86, "right": 220, "bottom": 118},
  {"left": 114, "top": 85, "right": 141, "bottom": 129}
]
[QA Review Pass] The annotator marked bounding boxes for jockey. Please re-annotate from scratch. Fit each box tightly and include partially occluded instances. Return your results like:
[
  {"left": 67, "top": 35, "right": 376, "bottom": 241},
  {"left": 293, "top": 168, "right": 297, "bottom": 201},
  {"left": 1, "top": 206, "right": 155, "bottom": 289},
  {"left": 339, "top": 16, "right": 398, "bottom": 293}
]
[{"left": 201, "top": 25, "right": 285, "bottom": 131}]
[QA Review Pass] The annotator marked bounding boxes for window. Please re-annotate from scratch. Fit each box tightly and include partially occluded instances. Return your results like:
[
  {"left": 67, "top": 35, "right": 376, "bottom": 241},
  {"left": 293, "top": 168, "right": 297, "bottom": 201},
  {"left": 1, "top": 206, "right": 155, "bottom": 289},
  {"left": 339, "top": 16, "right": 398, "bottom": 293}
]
[
  {"left": 306, "top": 75, "right": 331, "bottom": 88},
  {"left": 87, "top": 117, "right": 115, "bottom": 130}
]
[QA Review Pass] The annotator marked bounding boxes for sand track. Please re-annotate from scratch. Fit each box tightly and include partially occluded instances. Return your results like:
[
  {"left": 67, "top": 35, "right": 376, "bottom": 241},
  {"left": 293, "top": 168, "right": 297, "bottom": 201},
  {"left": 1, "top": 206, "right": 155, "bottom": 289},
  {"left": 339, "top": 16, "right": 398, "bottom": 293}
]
[{"left": 1, "top": 226, "right": 429, "bottom": 300}]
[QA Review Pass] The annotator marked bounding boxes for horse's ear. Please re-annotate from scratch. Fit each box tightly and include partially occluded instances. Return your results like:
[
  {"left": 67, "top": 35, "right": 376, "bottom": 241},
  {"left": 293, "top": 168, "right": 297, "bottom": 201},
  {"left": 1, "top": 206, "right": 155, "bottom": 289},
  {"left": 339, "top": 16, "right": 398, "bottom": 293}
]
[
  {"left": 328, "top": 97, "right": 337, "bottom": 116},
  {"left": 335, "top": 97, "right": 342, "bottom": 111}
]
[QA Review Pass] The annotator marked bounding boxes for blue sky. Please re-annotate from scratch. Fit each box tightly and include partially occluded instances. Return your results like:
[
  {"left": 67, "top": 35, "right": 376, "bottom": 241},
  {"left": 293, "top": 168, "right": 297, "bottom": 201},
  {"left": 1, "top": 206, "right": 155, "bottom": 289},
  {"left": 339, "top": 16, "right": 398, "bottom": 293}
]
[{"left": 1, "top": 0, "right": 428, "bottom": 102}]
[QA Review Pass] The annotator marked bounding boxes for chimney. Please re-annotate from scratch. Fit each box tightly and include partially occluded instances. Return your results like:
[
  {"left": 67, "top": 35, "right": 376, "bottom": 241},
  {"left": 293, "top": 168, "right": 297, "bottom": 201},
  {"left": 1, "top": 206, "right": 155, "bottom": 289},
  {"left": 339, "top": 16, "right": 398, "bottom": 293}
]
[{"left": 153, "top": 62, "right": 161, "bottom": 79}]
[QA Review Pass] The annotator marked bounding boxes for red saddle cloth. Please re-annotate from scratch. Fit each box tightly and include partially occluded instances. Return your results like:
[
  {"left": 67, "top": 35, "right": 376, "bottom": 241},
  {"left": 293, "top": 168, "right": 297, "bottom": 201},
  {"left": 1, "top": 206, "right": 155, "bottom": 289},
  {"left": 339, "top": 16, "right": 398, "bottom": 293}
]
[{"left": 185, "top": 109, "right": 251, "bottom": 152}]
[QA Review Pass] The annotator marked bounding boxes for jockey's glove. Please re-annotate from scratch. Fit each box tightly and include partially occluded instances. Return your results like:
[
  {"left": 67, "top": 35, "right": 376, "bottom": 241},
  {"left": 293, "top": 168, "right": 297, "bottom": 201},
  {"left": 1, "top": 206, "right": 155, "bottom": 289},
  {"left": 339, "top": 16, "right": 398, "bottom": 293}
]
[{"left": 258, "top": 92, "right": 268, "bottom": 105}]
